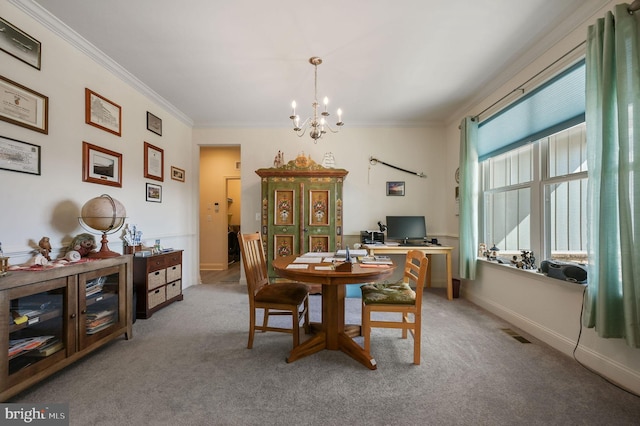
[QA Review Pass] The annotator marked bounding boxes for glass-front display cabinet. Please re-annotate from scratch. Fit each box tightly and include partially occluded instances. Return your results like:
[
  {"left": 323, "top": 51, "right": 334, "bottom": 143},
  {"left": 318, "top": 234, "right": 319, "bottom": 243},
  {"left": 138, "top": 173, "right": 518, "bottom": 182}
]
[{"left": 0, "top": 256, "right": 132, "bottom": 402}]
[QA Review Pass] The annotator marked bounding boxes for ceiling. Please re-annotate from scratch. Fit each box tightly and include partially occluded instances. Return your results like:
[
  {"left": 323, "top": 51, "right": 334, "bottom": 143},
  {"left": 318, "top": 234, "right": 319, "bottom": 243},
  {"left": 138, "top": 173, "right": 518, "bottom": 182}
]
[{"left": 27, "top": 0, "right": 606, "bottom": 128}]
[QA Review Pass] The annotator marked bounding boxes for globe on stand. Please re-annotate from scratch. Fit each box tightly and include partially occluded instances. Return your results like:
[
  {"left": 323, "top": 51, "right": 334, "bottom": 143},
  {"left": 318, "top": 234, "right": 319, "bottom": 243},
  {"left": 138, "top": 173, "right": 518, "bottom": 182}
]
[{"left": 79, "top": 194, "right": 126, "bottom": 258}]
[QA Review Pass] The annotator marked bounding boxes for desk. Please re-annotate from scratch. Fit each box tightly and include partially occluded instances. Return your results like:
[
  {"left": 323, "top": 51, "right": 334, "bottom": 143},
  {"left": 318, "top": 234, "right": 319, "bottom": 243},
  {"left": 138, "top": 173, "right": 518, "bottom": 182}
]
[
  {"left": 364, "top": 244, "right": 455, "bottom": 300},
  {"left": 272, "top": 255, "right": 395, "bottom": 370}
]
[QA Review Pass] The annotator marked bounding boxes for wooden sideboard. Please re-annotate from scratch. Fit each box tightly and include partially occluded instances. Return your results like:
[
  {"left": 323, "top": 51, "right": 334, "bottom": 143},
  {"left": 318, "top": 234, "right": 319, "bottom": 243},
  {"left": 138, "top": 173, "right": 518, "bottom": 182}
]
[
  {"left": 0, "top": 256, "right": 133, "bottom": 401},
  {"left": 133, "top": 250, "right": 183, "bottom": 319}
]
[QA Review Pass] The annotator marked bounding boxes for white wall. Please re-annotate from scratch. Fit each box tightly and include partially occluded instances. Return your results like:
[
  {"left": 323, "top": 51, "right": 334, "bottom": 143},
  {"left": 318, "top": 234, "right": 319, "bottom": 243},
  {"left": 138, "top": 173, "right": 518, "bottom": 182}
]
[
  {"left": 1, "top": 1, "right": 199, "bottom": 288},
  {"left": 445, "top": 0, "right": 640, "bottom": 394},
  {"left": 193, "top": 125, "right": 456, "bottom": 286}
]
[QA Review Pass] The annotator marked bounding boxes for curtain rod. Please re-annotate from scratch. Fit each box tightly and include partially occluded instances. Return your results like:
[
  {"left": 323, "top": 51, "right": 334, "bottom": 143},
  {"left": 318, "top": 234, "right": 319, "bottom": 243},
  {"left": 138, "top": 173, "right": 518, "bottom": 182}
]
[{"left": 472, "top": 40, "right": 586, "bottom": 122}]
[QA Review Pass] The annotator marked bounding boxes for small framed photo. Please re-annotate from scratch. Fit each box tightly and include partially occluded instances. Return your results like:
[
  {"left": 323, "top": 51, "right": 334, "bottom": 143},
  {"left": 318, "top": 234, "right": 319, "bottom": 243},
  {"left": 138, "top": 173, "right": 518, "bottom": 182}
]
[
  {"left": 146, "top": 111, "right": 162, "bottom": 136},
  {"left": 85, "top": 88, "right": 121, "bottom": 136},
  {"left": 0, "top": 75, "right": 48, "bottom": 134},
  {"left": 144, "top": 141, "right": 164, "bottom": 181},
  {"left": 0, "top": 17, "right": 41, "bottom": 70},
  {"left": 82, "top": 141, "right": 122, "bottom": 187},
  {"left": 171, "top": 166, "right": 185, "bottom": 182},
  {"left": 146, "top": 182, "right": 162, "bottom": 203},
  {"left": 386, "top": 181, "right": 405, "bottom": 196},
  {"left": 0, "top": 135, "right": 41, "bottom": 175}
]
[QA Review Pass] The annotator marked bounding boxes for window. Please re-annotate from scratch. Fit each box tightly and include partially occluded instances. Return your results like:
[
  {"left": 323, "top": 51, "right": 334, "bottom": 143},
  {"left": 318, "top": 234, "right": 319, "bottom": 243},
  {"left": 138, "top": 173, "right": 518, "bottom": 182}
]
[
  {"left": 481, "top": 123, "right": 587, "bottom": 262},
  {"left": 543, "top": 123, "right": 587, "bottom": 261}
]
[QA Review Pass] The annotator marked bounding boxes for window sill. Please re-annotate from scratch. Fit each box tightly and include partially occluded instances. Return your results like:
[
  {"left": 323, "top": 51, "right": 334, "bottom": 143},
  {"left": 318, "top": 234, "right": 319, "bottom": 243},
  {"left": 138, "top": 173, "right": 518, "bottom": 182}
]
[{"left": 477, "top": 258, "right": 587, "bottom": 289}]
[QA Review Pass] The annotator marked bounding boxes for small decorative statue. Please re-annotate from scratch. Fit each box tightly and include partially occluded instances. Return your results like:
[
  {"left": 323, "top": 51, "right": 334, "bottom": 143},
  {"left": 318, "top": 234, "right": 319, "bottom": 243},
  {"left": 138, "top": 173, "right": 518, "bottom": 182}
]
[
  {"left": 67, "top": 233, "right": 97, "bottom": 258},
  {"left": 273, "top": 150, "right": 284, "bottom": 168},
  {"left": 520, "top": 250, "right": 536, "bottom": 270},
  {"left": 38, "top": 236, "right": 52, "bottom": 261},
  {"left": 488, "top": 244, "right": 500, "bottom": 260}
]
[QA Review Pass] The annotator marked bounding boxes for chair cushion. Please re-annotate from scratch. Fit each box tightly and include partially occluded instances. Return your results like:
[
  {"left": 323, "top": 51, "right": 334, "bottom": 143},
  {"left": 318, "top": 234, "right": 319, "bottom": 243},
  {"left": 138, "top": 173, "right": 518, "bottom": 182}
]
[
  {"left": 255, "top": 282, "right": 308, "bottom": 305},
  {"left": 361, "top": 282, "right": 416, "bottom": 305}
]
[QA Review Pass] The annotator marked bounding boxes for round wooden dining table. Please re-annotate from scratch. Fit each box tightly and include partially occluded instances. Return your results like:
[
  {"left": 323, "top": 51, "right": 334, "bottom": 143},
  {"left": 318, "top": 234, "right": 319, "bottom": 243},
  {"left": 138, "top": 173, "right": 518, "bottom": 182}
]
[{"left": 272, "top": 255, "right": 396, "bottom": 370}]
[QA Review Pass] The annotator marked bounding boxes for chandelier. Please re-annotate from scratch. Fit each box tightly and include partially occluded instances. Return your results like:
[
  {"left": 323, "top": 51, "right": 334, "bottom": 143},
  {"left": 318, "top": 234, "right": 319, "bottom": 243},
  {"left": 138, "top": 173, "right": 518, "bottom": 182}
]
[{"left": 289, "top": 57, "right": 344, "bottom": 142}]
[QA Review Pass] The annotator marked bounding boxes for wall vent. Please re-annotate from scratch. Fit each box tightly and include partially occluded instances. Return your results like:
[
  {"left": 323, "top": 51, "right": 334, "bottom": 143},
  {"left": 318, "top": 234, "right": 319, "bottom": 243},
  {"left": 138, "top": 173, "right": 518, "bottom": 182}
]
[{"left": 501, "top": 328, "right": 531, "bottom": 344}]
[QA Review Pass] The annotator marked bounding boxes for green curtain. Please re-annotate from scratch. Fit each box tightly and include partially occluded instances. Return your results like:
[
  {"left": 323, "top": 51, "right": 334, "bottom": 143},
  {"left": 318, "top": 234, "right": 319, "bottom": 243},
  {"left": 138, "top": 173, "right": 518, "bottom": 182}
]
[
  {"left": 584, "top": 4, "right": 640, "bottom": 348},
  {"left": 459, "top": 117, "right": 479, "bottom": 280}
]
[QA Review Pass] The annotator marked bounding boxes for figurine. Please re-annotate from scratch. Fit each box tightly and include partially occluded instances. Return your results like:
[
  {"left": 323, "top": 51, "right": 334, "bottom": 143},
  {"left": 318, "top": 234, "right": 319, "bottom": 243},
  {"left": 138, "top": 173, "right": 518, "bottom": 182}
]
[
  {"left": 67, "top": 233, "right": 97, "bottom": 257},
  {"left": 38, "top": 236, "right": 52, "bottom": 261},
  {"left": 273, "top": 151, "right": 284, "bottom": 168},
  {"left": 520, "top": 250, "right": 536, "bottom": 270}
]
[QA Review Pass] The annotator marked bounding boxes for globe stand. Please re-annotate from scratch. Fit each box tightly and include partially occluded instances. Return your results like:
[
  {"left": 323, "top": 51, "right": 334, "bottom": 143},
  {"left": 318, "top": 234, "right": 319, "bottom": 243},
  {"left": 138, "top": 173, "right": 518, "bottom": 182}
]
[
  {"left": 79, "top": 194, "right": 127, "bottom": 259},
  {"left": 88, "top": 231, "right": 121, "bottom": 258}
]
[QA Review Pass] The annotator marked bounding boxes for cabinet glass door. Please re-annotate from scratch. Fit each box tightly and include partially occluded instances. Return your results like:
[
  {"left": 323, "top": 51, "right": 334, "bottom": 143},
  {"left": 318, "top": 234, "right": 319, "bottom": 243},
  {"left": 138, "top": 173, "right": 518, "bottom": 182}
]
[
  {"left": 6, "top": 278, "right": 70, "bottom": 385},
  {"left": 78, "top": 264, "right": 125, "bottom": 349}
]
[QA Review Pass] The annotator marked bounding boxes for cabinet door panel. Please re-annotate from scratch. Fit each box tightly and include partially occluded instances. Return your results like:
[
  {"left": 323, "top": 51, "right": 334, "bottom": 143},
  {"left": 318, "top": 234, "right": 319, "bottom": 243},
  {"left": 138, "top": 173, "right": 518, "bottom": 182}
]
[
  {"left": 3, "top": 277, "right": 72, "bottom": 389},
  {"left": 78, "top": 264, "right": 126, "bottom": 349}
]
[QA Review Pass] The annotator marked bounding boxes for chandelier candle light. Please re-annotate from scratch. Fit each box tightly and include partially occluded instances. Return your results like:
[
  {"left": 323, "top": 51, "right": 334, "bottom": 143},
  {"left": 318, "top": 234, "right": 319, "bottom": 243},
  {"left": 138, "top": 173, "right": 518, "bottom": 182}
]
[{"left": 290, "top": 57, "right": 344, "bottom": 142}]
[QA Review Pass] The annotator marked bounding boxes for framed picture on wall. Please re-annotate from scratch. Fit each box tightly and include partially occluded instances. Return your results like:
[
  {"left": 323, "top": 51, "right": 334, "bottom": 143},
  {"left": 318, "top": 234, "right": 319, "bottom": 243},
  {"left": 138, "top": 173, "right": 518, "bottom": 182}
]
[
  {"left": 146, "top": 183, "right": 162, "bottom": 202},
  {"left": 85, "top": 88, "right": 122, "bottom": 136},
  {"left": 144, "top": 142, "right": 164, "bottom": 181},
  {"left": 0, "top": 135, "right": 41, "bottom": 175},
  {"left": 146, "top": 111, "right": 162, "bottom": 136},
  {"left": 171, "top": 166, "right": 185, "bottom": 182},
  {"left": 386, "top": 181, "right": 405, "bottom": 196},
  {"left": 0, "top": 17, "right": 42, "bottom": 70},
  {"left": 0, "top": 75, "right": 48, "bottom": 134},
  {"left": 82, "top": 141, "right": 122, "bottom": 187}
]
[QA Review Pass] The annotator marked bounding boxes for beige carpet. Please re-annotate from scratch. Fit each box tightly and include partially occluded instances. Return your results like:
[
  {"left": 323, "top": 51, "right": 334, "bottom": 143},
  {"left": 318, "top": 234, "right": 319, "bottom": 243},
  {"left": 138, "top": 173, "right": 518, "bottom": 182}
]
[{"left": 9, "top": 283, "right": 640, "bottom": 425}]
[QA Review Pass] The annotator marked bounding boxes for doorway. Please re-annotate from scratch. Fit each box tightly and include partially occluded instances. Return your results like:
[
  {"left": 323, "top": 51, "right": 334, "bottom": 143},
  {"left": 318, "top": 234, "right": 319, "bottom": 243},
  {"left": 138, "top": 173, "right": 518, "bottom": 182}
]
[
  {"left": 199, "top": 146, "right": 241, "bottom": 272},
  {"left": 226, "top": 177, "right": 241, "bottom": 264}
]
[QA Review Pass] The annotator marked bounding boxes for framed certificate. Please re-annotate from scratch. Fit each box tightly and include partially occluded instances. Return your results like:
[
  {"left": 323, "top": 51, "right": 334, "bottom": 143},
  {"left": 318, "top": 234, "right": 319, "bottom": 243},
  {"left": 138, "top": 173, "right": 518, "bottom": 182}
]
[
  {"left": 0, "top": 135, "right": 41, "bottom": 175},
  {"left": 0, "top": 75, "right": 48, "bottom": 134},
  {"left": 144, "top": 142, "right": 164, "bottom": 181}
]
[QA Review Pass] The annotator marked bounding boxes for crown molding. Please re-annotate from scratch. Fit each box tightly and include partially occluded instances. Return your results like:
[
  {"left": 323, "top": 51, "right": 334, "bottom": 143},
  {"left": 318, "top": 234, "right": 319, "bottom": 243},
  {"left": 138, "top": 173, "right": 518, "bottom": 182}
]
[{"left": 9, "top": 0, "right": 194, "bottom": 127}]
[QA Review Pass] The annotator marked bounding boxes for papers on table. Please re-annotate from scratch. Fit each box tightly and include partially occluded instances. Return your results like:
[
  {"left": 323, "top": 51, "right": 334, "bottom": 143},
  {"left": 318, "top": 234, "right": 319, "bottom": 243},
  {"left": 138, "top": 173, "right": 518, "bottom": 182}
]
[
  {"left": 286, "top": 264, "right": 308, "bottom": 269},
  {"left": 300, "top": 252, "right": 333, "bottom": 258},
  {"left": 336, "top": 249, "right": 368, "bottom": 257},
  {"left": 293, "top": 256, "right": 321, "bottom": 263},
  {"left": 314, "top": 265, "right": 334, "bottom": 270}
]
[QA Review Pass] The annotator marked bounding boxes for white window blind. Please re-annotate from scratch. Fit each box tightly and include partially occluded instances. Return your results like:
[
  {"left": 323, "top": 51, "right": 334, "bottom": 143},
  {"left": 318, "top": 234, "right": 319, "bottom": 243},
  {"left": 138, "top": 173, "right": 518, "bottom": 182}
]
[{"left": 478, "top": 60, "right": 585, "bottom": 161}]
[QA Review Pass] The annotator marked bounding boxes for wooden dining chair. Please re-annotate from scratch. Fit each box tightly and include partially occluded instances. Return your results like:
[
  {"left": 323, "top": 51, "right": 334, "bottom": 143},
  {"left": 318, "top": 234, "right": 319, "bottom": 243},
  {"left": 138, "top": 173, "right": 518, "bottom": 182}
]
[
  {"left": 237, "top": 232, "right": 310, "bottom": 349},
  {"left": 361, "top": 250, "right": 428, "bottom": 365}
]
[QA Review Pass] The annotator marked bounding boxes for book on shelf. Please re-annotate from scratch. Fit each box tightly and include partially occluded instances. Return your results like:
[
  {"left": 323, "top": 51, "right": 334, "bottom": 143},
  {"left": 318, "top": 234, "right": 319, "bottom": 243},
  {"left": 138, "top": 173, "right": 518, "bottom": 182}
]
[
  {"left": 28, "top": 340, "right": 64, "bottom": 358},
  {"left": 8, "top": 336, "right": 56, "bottom": 359}
]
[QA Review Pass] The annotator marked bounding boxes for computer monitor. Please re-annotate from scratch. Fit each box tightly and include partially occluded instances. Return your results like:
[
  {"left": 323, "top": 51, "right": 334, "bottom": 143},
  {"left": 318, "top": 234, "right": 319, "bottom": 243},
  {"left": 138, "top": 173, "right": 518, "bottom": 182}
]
[{"left": 385, "top": 216, "right": 427, "bottom": 245}]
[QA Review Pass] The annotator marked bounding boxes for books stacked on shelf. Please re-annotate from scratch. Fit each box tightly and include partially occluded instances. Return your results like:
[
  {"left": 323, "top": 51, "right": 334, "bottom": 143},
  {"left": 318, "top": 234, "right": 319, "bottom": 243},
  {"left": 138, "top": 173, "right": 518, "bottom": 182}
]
[
  {"left": 86, "top": 276, "right": 107, "bottom": 297},
  {"left": 29, "top": 339, "right": 64, "bottom": 358},
  {"left": 9, "top": 336, "right": 56, "bottom": 359},
  {"left": 86, "top": 309, "right": 116, "bottom": 334}
]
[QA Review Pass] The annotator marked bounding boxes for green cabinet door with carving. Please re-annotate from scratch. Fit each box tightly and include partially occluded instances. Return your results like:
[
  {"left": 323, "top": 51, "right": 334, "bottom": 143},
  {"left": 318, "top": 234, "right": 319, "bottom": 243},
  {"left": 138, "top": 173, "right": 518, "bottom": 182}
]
[{"left": 256, "top": 156, "right": 348, "bottom": 282}]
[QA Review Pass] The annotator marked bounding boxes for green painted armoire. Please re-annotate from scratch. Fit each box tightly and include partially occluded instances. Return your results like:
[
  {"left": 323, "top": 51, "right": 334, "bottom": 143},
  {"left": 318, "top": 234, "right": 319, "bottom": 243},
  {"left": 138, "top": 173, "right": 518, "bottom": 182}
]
[{"left": 256, "top": 155, "right": 348, "bottom": 282}]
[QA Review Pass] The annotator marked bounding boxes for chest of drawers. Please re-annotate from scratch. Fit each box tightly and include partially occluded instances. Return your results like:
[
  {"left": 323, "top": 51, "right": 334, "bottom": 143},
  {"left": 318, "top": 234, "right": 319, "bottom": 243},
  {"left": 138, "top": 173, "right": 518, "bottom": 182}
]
[{"left": 133, "top": 250, "right": 183, "bottom": 318}]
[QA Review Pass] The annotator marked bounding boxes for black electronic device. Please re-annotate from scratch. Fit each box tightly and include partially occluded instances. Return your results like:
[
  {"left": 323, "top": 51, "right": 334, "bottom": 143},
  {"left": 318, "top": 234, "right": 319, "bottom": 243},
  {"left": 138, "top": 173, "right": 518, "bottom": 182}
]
[
  {"left": 360, "top": 230, "right": 384, "bottom": 244},
  {"left": 385, "top": 215, "right": 427, "bottom": 245},
  {"left": 540, "top": 260, "right": 587, "bottom": 284}
]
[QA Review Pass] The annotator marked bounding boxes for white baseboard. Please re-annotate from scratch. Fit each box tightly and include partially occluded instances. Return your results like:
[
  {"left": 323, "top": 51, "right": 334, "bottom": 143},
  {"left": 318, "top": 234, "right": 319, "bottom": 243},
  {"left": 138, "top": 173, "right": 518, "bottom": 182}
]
[{"left": 464, "top": 290, "right": 640, "bottom": 395}]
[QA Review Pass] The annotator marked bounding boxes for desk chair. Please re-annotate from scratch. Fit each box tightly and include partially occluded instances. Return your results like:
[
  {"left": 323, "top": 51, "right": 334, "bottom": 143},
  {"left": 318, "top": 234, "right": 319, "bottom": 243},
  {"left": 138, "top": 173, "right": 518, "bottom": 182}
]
[
  {"left": 238, "top": 232, "right": 310, "bottom": 349},
  {"left": 361, "top": 250, "right": 428, "bottom": 364}
]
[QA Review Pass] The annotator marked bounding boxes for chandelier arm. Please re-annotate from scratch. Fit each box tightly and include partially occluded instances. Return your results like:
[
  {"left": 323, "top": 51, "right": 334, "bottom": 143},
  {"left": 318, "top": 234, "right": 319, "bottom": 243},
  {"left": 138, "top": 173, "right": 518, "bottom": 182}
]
[{"left": 322, "top": 123, "right": 341, "bottom": 134}]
